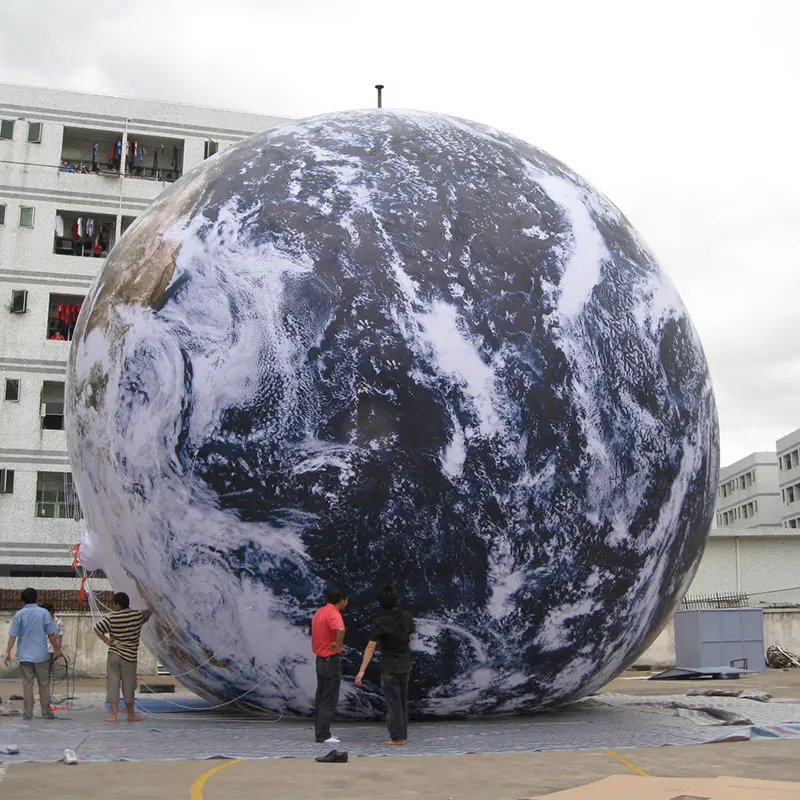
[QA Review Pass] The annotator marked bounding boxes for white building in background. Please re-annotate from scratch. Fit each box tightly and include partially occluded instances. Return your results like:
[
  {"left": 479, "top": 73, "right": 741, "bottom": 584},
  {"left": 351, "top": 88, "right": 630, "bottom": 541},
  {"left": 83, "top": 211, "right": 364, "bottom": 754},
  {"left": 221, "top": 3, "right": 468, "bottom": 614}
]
[
  {"left": 689, "top": 526, "right": 800, "bottom": 606},
  {"left": 0, "top": 83, "right": 289, "bottom": 588},
  {"left": 777, "top": 427, "right": 800, "bottom": 529},
  {"left": 715, "top": 451, "right": 781, "bottom": 528}
]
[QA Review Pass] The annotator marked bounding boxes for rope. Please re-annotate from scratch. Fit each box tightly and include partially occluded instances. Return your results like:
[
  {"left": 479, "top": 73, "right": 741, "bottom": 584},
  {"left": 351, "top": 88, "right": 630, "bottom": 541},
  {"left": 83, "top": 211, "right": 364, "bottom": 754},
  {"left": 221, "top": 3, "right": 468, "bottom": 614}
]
[
  {"left": 748, "top": 585, "right": 800, "bottom": 598},
  {"left": 50, "top": 652, "right": 76, "bottom": 712},
  {"left": 71, "top": 567, "right": 282, "bottom": 721},
  {"left": 133, "top": 671, "right": 283, "bottom": 720},
  {"left": 154, "top": 625, "right": 245, "bottom": 680},
  {"left": 69, "top": 448, "right": 286, "bottom": 720},
  {"left": 147, "top": 621, "right": 182, "bottom": 649}
]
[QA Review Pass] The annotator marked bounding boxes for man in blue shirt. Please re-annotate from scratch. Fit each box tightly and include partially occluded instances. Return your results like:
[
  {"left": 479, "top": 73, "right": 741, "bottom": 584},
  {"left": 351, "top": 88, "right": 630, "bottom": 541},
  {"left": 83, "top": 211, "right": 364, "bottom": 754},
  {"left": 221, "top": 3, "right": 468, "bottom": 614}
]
[{"left": 3, "top": 588, "right": 62, "bottom": 720}]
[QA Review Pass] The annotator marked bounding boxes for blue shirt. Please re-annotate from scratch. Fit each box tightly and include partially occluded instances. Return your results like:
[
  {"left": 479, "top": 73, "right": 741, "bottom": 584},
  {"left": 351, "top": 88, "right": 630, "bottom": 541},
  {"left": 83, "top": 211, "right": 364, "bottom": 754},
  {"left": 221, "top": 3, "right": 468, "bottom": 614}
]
[{"left": 9, "top": 604, "right": 57, "bottom": 664}]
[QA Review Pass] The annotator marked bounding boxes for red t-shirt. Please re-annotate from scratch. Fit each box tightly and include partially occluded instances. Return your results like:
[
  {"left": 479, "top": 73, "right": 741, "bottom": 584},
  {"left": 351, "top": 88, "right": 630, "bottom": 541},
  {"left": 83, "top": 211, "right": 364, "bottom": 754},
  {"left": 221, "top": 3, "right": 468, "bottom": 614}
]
[{"left": 311, "top": 604, "right": 345, "bottom": 658}]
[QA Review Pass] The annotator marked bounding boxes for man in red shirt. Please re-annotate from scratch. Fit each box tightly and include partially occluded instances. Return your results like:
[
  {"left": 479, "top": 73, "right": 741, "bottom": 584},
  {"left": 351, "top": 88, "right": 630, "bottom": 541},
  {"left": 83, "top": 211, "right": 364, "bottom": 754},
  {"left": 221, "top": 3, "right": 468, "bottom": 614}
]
[{"left": 311, "top": 587, "right": 348, "bottom": 743}]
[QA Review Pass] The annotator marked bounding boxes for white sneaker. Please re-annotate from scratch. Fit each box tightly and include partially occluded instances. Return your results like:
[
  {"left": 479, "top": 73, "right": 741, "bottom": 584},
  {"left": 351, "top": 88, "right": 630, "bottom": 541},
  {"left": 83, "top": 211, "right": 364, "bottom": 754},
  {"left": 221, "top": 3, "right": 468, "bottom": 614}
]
[{"left": 323, "top": 736, "right": 340, "bottom": 744}]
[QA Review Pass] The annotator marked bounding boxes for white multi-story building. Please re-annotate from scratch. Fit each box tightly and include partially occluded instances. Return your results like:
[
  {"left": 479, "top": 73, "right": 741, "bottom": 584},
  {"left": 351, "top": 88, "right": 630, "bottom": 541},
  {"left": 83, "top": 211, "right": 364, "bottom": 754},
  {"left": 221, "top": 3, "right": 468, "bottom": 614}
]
[
  {"left": 0, "top": 83, "right": 289, "bottom": 588},
  {"left": 777, "top": 427, "right": 800, "bottom": 529},
  {"left": 715, "top": 451, "right": 781, "bottom": 528}
]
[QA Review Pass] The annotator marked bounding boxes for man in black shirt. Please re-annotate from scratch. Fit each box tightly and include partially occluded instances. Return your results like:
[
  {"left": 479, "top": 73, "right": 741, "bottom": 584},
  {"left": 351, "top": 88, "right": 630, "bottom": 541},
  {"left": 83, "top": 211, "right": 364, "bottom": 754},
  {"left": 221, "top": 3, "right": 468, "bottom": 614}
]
[{"left": 355, "top": 584, "right": 414, "bottom": 745}]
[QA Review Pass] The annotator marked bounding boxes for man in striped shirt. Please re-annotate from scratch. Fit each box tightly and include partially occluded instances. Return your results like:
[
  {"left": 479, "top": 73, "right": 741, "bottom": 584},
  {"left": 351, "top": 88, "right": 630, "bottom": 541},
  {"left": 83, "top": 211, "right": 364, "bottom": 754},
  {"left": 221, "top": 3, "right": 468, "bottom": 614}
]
[{"left": 94, "top": 592, "right": 151, "bottom": 723}]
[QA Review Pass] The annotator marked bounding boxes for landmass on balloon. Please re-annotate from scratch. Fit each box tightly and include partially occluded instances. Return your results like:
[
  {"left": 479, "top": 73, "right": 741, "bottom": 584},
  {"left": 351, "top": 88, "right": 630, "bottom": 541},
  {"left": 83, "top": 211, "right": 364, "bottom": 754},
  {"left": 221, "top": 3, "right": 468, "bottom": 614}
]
[{"left": 66, "top": 109, "right": 719, "bottom": 719}]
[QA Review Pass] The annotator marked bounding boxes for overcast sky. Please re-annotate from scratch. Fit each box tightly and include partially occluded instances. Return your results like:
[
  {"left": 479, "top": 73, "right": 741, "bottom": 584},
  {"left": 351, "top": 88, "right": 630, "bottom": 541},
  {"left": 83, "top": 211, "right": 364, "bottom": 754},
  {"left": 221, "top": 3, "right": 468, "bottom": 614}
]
[{"left": 2, "top": 0, "right": 797, "bottom": 465}]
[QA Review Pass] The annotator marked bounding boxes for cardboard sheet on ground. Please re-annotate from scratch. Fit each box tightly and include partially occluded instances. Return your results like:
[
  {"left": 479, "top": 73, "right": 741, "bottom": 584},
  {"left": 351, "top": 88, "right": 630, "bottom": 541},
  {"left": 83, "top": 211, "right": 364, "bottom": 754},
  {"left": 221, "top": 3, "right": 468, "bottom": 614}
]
[{"left": 530, "top": 775, "right": 800, "bottom": 799}]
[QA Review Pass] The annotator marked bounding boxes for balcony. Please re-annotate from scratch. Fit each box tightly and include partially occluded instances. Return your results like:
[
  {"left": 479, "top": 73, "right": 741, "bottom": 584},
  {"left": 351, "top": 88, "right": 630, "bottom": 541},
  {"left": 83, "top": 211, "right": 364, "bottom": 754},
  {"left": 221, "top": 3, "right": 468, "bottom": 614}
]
[
  {"left": 60, "top": 126, "right": 184, "bottom": 183},
  {"left": 54, "top": 210, "right": 116, "bottom": 258},
  {"left": 60, "top": 126, "right": 123, "bottom": 175},
  {"left": 47, "top": 293, "right": 84, "bottom": 342}
]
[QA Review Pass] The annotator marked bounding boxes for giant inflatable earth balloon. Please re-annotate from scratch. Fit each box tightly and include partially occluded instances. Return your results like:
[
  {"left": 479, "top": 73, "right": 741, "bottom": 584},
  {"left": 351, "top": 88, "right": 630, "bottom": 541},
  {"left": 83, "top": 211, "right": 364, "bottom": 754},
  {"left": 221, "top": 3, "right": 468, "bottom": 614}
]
[{"left": 66, "top": 110, "right": 719, "bottom": 717}]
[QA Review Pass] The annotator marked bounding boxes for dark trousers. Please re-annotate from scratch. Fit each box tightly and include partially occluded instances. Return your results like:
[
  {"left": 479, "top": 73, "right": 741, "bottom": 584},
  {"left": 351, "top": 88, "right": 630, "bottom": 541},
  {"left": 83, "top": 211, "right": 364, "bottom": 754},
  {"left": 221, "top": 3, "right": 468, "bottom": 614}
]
[
  {"left": 313, "top": 654, "right": 341, "bottom": 741},
  {"left": 381, "top": 670, "right": 410, "bottom": 742}
]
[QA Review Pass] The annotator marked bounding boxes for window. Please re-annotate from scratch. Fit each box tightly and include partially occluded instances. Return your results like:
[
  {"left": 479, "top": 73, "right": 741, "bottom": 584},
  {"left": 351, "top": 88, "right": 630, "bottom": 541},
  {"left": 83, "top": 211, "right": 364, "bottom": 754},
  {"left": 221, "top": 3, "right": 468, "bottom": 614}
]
[
  {"left": 788, "top": 486, "right": 795, "bottom": 504},
  {"left": 59, "top": 127, "right": 184, "bottom": 180},
  {"left": 0, "top": 469, "right": 14, "bottom": 494},
  {"left": 40, "top": 381, "right": 65, "bottom": 430},
  {"left": 121, "top": 215, "right": 137, "bottom": 237},
  {"left": 0, "top": 119, "right": 13, "bottom": 140},
  {"left": 0, "top": 204, "right": 5, "bottom": 225},
  {"left": 19, "top": 206, "right": 34, "bottom": 228},
  {"left": 35, "top": 472, "right": 82, "bottom": 519},
  {"left": 4, "top": 379, "right": 19, "bottom": 402},
  {"left": 47, "top": 293, "right": 84, "bottom": 340},
  {"left": 11, "top": 290, "right": 28, "bottom": 313},
  {"left": 793, "top": 451, "right": 799, "bottom": 468},
  {"left": 27, "top": 122, "right": 43, "bottom": 143},
  {"left": 204, "top": 140, "right": 219, "bottom": 159},
  {"left": 54, "top": 210, "right": 116, "bottom": 257}
]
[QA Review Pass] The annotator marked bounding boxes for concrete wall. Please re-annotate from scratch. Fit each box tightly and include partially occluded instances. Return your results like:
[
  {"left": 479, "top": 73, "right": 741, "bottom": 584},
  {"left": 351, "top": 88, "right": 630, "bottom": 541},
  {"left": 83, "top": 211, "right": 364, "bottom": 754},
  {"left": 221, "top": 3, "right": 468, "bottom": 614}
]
[
  {"left": 636, "top": 608, "right": 800, "bottom": 668},
  {"left": 3, "top": 603, "right": 798, "bottom": 678},
  {"left": 1, "top": 610, "right": 158, "bottom": 676},
  {"left": 689, "top": 529, "right": 800, "bottom": 606}
]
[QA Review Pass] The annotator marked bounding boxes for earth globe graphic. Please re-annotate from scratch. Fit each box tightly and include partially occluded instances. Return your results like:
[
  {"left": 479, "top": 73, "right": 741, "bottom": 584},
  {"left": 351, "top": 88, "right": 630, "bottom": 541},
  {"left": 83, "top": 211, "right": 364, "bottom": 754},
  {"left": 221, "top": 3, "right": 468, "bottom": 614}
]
[{"left": 66, "top": 110, "right": 719, "bottom": 717}]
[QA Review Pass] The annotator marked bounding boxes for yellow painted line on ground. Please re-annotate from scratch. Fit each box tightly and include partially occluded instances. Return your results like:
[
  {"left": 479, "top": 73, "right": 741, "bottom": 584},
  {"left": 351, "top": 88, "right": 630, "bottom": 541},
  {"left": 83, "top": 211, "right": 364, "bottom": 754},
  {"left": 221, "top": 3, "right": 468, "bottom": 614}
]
[
  {"left": 190, "top": 758, "right": 245, "bottom": 800},
  {"left": 603, "top": 748, "right": 649, "bottom": 776}
]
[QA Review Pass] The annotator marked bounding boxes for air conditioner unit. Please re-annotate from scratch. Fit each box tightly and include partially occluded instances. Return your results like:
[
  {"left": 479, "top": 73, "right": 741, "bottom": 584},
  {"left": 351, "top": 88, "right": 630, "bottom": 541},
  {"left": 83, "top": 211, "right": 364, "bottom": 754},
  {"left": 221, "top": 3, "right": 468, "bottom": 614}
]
[
  {"left": 11, "top": 290, "right": 27, "bottom": 313},
  {"left": 0, "top": 469, "right": 14, "bottom": 494}
]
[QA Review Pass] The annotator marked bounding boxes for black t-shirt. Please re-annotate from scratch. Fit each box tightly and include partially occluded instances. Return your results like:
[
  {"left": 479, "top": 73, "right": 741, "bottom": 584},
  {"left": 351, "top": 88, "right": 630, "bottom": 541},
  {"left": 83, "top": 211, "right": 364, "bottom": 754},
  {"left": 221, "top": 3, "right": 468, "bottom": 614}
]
[{"left": 368, "top": 607, "right": 415, "bottom": 673}]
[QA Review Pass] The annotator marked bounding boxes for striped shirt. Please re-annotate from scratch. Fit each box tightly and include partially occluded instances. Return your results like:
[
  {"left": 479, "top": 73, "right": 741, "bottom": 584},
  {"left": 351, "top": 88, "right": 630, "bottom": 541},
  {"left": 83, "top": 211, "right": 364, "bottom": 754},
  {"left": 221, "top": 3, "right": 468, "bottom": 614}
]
[{"left": 94, "top": 609, "right": 151, "bottom": 663}]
